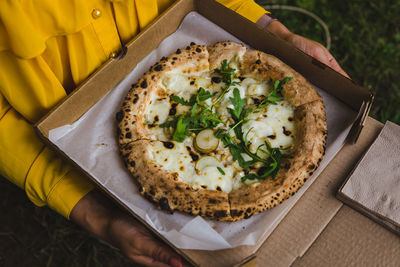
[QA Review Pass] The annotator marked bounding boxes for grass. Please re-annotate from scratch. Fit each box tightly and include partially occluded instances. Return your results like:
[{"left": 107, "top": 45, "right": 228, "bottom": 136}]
[
  {"left": 256, "top": 0, "right": 400, "bottom": 124},
  {"left": 1, "top": 1, "right": 399, "bottom": 266}
]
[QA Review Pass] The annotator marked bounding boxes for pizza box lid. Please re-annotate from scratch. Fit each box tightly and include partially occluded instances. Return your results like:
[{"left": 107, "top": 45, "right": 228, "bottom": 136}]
[{"left": 34, "top": 0, "right": 379, "bottom": 266}]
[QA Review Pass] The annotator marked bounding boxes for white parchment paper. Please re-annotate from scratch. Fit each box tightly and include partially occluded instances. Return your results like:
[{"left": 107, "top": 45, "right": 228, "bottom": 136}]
[{"left": 49, "top": 12, "right": 357, "bottom": 250}]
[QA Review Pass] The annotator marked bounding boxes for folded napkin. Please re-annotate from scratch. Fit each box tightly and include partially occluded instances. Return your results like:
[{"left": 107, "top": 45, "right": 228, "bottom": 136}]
[{"left": 337, "top": 121, "right": 400, "bottom": 235}]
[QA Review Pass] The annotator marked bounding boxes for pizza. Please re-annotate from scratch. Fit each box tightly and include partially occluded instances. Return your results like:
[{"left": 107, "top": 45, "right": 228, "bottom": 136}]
[{"left": 117, "top": 41, "right": 327, "bottom": 221}]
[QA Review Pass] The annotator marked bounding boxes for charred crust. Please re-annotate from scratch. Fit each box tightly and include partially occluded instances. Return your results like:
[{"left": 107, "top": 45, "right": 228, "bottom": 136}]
[
  {"left": 214, "top": 210, "right": 227, "bottom": 218},
  {"left": 130, "top": 161, "right": 136, "bottom": 167},
  {"left": 209, "top": 199, "right": 217, "bottom": 204},
  {"left": 154, "top": 64, "right": 162, "bottom": 71},
  {"left": 140, "top": 79, "right": 147, "bottom": 89},
  {"left": 133, "top": 94, "right": 139, "bottom": 104},
  {"left": 231, "top": 209, "right": 243, "bottom": 218},
  {"left": 116, "top": 111, "right": 123, "bottom": 122},
  {"left": 125, "top": 132, "right": 132, "bottom": 138},
  {"left": 176, "top": 49, "right": 181, "bottom": 54},
  {"left": 211, "top": 76, "right": 221, "bottom": 83},
  {"left": 196, "top": 47, "right": 202, "bottom": 53},
  {"left": 244, "top": 212, "right": 253, "bottom": 219},
  {"left": 159, "top": 197, "right": 173, "bottom": 212}
]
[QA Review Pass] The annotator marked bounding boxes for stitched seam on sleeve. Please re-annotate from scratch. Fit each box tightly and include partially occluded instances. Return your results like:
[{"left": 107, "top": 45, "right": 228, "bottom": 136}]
[
  {"left": 45, "top": 169, "right": 72, "bottom": 204},
  {"left": 0, "top": 107, "right": 12, "bottom": 121},
  {"left": 23, "top": 145, "right": 46, "bottom": 191}
]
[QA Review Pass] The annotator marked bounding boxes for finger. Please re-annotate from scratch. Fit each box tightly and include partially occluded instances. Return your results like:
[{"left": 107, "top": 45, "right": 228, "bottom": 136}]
[
  {"left": 324, "top": 50, "right": 350, "bottom": 78},
  {"left": 138, "top": 234, "right": 182, "bottom": 267},
  {"left": 130, "top": 255, "right": 171, "bottom": 267}
]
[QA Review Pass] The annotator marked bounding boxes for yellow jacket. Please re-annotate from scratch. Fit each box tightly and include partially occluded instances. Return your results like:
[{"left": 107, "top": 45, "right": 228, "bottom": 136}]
[{"left": 0, "top": 0, "right": 266, "bottom": 218}]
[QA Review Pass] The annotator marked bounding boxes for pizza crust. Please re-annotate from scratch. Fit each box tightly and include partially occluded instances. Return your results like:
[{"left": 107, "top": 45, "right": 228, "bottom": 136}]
[{"left": 118, "top": 42, "right": 327, "bottom": 221}]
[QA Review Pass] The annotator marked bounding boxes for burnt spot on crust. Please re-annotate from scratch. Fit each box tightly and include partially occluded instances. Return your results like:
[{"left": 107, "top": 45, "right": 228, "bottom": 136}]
[
  {"left": 216, "top": 186, "right": 222, "bottom": 191},
  {"left": 214, "top": 210, "right": 227, "bottom": 218},
  {"left": 190, "top": 42, "right": 196, "bottom": 46},
  {"left": 308, "top": 164, "right": 316, "bottom": 170},
  {"left": 140, "top": 79, "right": 147, "bottom": 89},
  {"left": 172, "top": 57, "right": 177, "bottom": 60},
  {"left": 169, "top": 102, "right": 178, "bottom": 115},
  {"left": 133, "top": 94, "right": 139, "bottom": 103},
  {"left": 116, "top": 111, "right": 123, "bottom": 122},
  {"left": 159, "top": 197, "right": 172, "bottom": 212},
  {"left": 176, "top": 49, "right": 181, "bottom": 54},
  {"left": 190, "top": 80, "right": 195, "bottom": 85},
  {"left": 196, "top": 47, "right": 202, "bottom": 53},
  {"left": 211, "top": 76, "right": 221, "bottom": 83},
  {"left": 256, "top": 59, "right": 261, "bottom": 64},
  {"left": 267, "top": 134, "right": 276, "bottom": 139},
  {"left": 282, "top": 126, "right": 291, "bottom": 136},
  {"left": 252, "top": 97, "right": 261, "bottom": 105},
  {"left": 209, "top": 199, "right": 217, "bottom": 204},
  {"left": 231, "top": 209, "right": 243, "bottom": 218},
  {"left": 244, "top": 212, "right": 253, "bottom": 219},
  {"left": 186, "top": 146, "right": 199, "bottom": 162},
  {"left": 154, "top": 64, "right": 162, "bottom": 71},
  {"left": 257, "top": 166, "right": 269, "bottom": 176},
  {"left": 163, "top": 141, "right": 174, "bottom": 149},
  {"left": 288, "top": 117, "right": 294, "bottom": 122},
  {"left": 149, "top": 188, "right": 155, "bottom": 195},
  {"left": 130, "top": 161, "right": 136, "bottom": 167},
  {"left": 125, "top": 132, "right": 132, "bottom": 138}
]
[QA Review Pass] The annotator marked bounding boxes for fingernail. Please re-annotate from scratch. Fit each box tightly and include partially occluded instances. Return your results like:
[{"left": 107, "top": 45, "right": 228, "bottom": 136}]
[{"left": 169, "top": 256, "right": 182, "bottom": 267}]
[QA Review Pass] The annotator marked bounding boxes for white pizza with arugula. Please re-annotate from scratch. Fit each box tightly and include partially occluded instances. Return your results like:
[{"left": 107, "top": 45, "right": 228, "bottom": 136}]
[{"left": 117, "top": 41, "right": 327, "bottom": 221}]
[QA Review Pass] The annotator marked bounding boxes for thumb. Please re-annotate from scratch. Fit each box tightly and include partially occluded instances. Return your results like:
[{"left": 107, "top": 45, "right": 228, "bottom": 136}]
[{"left": 132, "top": 233, "right": 182, "bottom": 267}]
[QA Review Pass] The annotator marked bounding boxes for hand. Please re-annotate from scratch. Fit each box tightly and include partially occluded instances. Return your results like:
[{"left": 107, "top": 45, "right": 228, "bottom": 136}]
[
  {"left": 257, "top": 16, "right": 349, "bottom": 78},
  {"left": 70, "top": 190, "right": 182, "bottom": 267},
  {"left": 285, "top": 33, "right": 349, "bottom": 78}
]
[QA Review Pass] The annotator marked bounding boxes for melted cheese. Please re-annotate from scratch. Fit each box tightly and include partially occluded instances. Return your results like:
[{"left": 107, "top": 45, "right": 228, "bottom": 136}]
[
  {"left": 142, "top": 61, "right": 296, "bottom": 193},
  {"left": 242, "top": 101, "right": 295, "bottom": 151},
  {"left": 149, "top": 141, "right": 234, "bottom": 193}
]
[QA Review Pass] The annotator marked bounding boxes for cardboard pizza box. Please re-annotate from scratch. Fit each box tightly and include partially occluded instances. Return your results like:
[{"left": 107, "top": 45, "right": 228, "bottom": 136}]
[{"left": 32, "top": 0, "right": 393, "bottom": 266}]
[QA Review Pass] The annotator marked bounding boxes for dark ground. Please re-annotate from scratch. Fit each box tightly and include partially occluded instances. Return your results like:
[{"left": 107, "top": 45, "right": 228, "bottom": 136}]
[{"left": 1, "top": 0, "right": 399, "bottom": 266}]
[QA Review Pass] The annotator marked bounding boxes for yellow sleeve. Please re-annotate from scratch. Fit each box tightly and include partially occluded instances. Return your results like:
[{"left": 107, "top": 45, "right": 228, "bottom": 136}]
[
  {"left": 216, "top": 0, "right": 268, "bottom": 23},
  {"left": 0, "top": 93, "right": 93, "bottom": 218}
]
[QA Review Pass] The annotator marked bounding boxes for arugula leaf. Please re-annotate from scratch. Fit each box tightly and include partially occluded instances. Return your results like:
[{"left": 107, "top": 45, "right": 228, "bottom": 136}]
[
  {"left": 255, "top": 77, "right": 293, "bottom": 109},
  {"left": 170, "top": 95, "right": 192, "bottom": 106},
  {"left": 228, "top": 88, "right": 246, "bottom": 120},
  {"left": 240, "top": 141, "right": 289, "bottom": 182},
  {"left": 217, "top": 167, "right": 225, "bottom": 175},
  {"left": 172, "top": 115, "right": 189, "bottom": 142},
  {"left": 197, "top": 87, "right": 216, "bottom": 102},
  {"left": 214, "top": 59, "right": 237, "bottom": 84}
]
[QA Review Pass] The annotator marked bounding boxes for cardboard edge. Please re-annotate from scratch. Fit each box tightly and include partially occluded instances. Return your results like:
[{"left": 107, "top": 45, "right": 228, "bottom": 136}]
[
  {"left": 336, "top": 193, "right": 400, "bottom": 235},
  {"left": 347, "top": 92, "right": 374, "bottom": 144}
]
